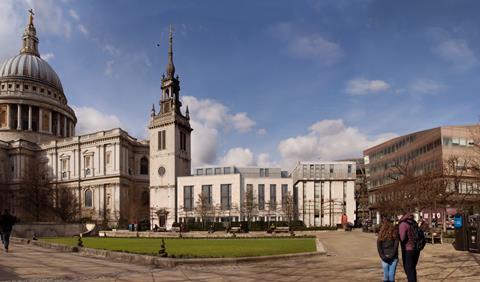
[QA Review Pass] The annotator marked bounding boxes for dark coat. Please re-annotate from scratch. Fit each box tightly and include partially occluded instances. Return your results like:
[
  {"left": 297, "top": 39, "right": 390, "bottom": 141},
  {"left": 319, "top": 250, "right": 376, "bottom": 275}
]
[
  {"left": 0, "top": 214, "right": 18, "bottom": 233},
  {"left": 377, "top": 237, "right": 399, "bottom": 263}
]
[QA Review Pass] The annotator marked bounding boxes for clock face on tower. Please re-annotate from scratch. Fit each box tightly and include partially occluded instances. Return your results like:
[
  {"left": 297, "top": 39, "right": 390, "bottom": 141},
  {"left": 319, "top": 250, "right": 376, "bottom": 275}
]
[{"left": 158, "top": 166, "right": 166, "bottom": 176}]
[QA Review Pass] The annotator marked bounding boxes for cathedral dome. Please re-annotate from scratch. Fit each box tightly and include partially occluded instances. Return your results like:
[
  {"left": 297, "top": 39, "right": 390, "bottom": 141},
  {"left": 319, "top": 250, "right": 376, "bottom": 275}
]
[
  {"left": 0, "top": 11, "right": 76, "bottom": 144},
  {"left": 0, "top": 53, "right": 63, "bottom": 92}
]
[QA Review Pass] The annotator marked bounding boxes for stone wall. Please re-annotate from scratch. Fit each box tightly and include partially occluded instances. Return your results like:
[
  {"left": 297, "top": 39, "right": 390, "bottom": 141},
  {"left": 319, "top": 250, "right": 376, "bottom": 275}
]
[{"left": 12, "top": 223, "right": 87, "bottom": 238}]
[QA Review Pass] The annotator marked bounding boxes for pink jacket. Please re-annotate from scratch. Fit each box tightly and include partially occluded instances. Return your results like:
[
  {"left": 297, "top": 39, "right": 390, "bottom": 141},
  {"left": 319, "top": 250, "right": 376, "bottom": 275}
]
[{"left": 399, "top": 213, "right": 415, "bottom": 251}]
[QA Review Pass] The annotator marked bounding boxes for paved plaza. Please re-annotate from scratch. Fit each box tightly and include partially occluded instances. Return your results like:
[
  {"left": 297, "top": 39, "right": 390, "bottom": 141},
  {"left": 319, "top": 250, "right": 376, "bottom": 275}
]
[{"left": 1, "top": 230, "right": 479, "bottom": 281}]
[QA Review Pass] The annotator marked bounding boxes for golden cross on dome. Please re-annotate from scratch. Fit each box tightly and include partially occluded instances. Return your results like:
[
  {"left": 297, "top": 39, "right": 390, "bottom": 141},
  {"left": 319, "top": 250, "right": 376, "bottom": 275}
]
[{"left": 28, "top": 8, "right": 35, "bottom": 25}]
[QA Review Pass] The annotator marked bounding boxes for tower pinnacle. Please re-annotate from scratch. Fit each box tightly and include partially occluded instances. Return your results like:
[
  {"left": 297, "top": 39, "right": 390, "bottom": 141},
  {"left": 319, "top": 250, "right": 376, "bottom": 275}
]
[{"left": 165, "top": 25, "right": 175, "bottom": 79}]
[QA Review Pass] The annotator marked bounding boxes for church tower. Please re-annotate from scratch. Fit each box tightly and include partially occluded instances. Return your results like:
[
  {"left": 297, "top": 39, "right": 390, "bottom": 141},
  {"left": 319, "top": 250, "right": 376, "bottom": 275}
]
[{"left": 149, "top": 26, "right": 192, "bottom": 229}]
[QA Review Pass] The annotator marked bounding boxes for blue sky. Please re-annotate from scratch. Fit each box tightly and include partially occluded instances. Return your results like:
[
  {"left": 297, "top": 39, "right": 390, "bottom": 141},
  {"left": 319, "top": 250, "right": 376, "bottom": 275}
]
[{"left": 1, "top": 0, "right": 479, "bottom": 169}]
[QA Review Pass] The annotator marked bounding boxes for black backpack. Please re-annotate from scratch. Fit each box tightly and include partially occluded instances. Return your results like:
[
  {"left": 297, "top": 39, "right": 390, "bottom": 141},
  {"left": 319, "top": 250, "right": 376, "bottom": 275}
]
[{"left": 409, "top": 221, "right": 426, "bottom": 251}]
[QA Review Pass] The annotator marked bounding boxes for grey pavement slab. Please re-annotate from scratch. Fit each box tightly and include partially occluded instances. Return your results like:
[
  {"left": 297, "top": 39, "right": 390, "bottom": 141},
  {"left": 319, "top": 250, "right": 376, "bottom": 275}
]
[{"left": 1, "top": 230, "right": 480, "bottom": 281}]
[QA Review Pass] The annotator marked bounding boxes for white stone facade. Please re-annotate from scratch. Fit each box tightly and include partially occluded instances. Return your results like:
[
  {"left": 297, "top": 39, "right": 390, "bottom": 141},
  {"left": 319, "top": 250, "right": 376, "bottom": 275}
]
[{"left": 172, "top": 163, "right": 357, "bottom": 228}]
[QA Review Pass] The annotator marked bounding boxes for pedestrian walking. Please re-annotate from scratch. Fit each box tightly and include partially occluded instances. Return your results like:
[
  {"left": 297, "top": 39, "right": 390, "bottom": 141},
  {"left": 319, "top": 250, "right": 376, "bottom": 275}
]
[
  {"left": 377, "top": 217, "right": 399, "bottom": 282},
  {"left": 399, "top": 212, "right": 426, "bottom": 282},
  {"left": 0, "top": 209, "right": 18, "bottom": 252}
]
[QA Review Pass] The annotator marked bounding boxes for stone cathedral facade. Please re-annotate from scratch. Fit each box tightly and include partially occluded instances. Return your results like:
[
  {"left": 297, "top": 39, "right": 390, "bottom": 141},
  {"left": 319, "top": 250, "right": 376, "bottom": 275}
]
[
  {"left": 0, "top": 13, "right": 357, "bottom": 229},
  {"left": 0, "top": 13, "right": 151, "bottom": 227}
]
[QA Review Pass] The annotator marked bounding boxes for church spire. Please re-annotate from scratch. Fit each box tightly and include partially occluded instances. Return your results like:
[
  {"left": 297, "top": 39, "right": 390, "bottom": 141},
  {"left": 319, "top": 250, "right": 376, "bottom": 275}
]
[
  {"left": 165, "top": 25, "right": 175, "bottom": 79},
  {"left": 20, "top": 9, "right": 40, "bottom": 57}
]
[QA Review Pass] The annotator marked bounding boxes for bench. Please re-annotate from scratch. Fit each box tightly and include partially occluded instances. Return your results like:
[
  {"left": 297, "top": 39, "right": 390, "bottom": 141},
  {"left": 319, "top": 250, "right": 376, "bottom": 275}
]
[
  {"left": 274, "top": 226, "right": 290, "bottom": 234},
  {"left": 425, "top": 229, "right": 443, "bottom": 244},
  {"left": 229, "top": 227, "right": 241, "bottom": 234}
]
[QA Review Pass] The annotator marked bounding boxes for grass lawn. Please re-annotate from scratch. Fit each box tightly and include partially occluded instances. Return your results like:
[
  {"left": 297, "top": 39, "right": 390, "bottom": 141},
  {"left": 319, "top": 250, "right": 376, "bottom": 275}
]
[{"left": 40, "top": 237, "right": 316, "bottom": 258}]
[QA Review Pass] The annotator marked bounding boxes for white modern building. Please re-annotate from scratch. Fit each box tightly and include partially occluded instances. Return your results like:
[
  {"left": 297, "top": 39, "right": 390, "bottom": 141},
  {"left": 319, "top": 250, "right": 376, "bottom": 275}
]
[{"left": 172, "top": 162, "right": 356, "bottom": 228}]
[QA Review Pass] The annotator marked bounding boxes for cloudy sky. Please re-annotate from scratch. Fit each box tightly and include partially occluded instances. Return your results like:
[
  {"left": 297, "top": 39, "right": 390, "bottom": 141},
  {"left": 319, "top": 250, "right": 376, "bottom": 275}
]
[{"left": 1, "top": 0, "right": 479, "bottom": 170}]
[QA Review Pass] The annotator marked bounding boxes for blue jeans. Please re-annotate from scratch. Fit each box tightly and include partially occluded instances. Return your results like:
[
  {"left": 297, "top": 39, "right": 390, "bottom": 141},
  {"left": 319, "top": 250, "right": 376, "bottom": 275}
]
[{"left": 381, "top": 258, "right": 398, "bottom": 282}]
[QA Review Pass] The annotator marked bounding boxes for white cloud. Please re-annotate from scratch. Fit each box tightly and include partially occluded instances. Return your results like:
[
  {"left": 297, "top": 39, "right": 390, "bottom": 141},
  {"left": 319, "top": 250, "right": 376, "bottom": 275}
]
[
  {"left": 0, "top": 0, "right": 71, "bottom": 61},
  {"left": 104, "top": 44, "right": 120, "bottom": 56},
  {"left": 229, "top": 112, "right": 256, "bottom": 133},
  {"left": 220, "top": 147, "right": 255, "bottom": 167},
  {"left": 182, "top": 96, "right": 256, "bottom": 133},
  {"left": 409, "top": 79, "right": 445, "bottom": 94},
  {"left": 72, "top": 106, "right": 124, "bottom": 135},
  {"left": 278, "top": 119, "right": 396, "bottom": 167},
  {"left": 345, "top": 78, "right": 391, "bottom": 95},
  {"left": 190, "top": 120, "right": 219, "bottom": 167},
  {"left": 182, "top": 96, "right": 257, "bottom": 166},
  {"left": 270, "top": 23, "right": 344, "bottom": 65},
  {"left": 288, "top": 34, "right": 344, "bottom": 65},
  {"left": 105, "top": 60, "right": 114, "bottom": 76},
  {"left": 257, "top": 128, "right": 267, "bottom": 135},
  {"left": 433, "top": 38, "right": 477, "bottom": 70},
  {"left": 78, "top": 24, "right": 88, "bottom": 36},
  {"left": 68, "top": 9, "right": 79, "bottom": 20},
  {"left": 257, "top": 153, "right": 274, "bottom": 167},
  {"left": 41, "top": 52, "right": 54, "bottom": 61}
]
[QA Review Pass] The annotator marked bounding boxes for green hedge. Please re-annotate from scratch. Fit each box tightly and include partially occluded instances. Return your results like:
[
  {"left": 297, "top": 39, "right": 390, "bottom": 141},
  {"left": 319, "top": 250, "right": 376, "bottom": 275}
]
[{"left": 172, "top": 220, "right": 336, "bottom": 232}]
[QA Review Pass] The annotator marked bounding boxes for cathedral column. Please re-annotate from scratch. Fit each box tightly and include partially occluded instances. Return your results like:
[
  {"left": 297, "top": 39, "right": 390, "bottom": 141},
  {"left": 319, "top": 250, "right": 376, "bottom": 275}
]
[
  {"left": 6, "top": 104, "right": 11, "bottom": 129},
  {"left": 28, "top": 106, "right": 32, "bottom": 130},
  {"left": 48, "top": 111, "right": 52, "bottom": 133},
  {"left": 38, "top": 108, "right": 42, "bottom": 132},
  {"left": 16, "top": 104, "right": 21, "bottom": 130},
  {"left": 64, "top": 115, "right": 67, "bottom": 137},
  {"left": 57, "top": 113, "right": 61, "bottom": 136}
]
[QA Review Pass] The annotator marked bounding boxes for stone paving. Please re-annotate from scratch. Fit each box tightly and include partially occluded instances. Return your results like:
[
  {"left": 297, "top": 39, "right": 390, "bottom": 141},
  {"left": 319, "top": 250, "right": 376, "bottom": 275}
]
[{"left": 1, "top": 230, "right": 480, "bottom": 281}]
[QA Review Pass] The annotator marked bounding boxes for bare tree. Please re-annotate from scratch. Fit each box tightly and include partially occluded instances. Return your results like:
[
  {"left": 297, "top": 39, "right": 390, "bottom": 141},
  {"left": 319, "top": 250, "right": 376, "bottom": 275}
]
[
  {"left": 281, "top": 192, "right": 296, "bottom": 229},
  {"left": 195, "top": 192, "right": 212, "bottom": 229},
  {"left": 51, "top": 185, "right": 78, "bottom": 222},
  {"left": 19, "top": 157, "right": 54, "bottom": 222},
  {"left": 241, "top": 186, "right": 258, "bottom": 228}
]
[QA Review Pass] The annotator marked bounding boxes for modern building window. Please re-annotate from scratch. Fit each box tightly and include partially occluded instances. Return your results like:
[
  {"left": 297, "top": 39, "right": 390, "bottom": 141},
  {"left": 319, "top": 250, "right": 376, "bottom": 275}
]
[
  {"left": 270, "top": 184, "right": 277, "bottom": 210},
  {"left": 224, "top": 167, "right": 231, "bottom": 174},
  {"left": 258, "top": 184, "right": 265, "bottom": 210},
  {"left": 205, "top": 168, "right": 213, "bottom": 175},
  {"left": 265, "top": 168, "right": 269, "bottom": 177},
  {"left": 281, "top": 184, "right": 288, "bottom": 205},
  {"left": 315, "top": 165, "right": 320, "bottom": 178},
  {"left": 260, "top": 168, "right": 265, "bottom": 177},
  {"left": 202, "top": 185, "right": 212, "bottom": 205},
  {"left": 221, "top": 184, "right": 231, "bottom": 210},
  {"left": 214, "top": 168, "right": 222, "bottom": 175},
  {"left": 140, "top": 157, "right": 148, "bottom": 175},
  {"left": 158, "top": 130, "right": 166, "bottom": 150},
  {"left": 348, "top": 164, "right": 352, "bottom": 175},
  {"left": 183, "top": 186, "right": 194, "bottom": 211},
  {"left": 180, "top": 131, "right": 187, "bottom": 151},
  {"left": 84, "top": 189, "right": 93, "bottom": 208},
  {"left": 303, "top": 165, "right": 307, "bottom": 178},
  {"left": 196, "top": 169, "right": 204, "bottom": 176},
  {"left": 330, "top": 164, "right": 334, "bottom": 174}
]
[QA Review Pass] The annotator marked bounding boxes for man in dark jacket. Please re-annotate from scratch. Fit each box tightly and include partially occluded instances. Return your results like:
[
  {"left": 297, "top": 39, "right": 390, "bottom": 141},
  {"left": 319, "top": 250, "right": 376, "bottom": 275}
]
[
  {"left": 0, "top": 209, "right": 18, "bottom": 252},
  {"left": 399, "top": 212, "right": 420, "bottom": 282}
]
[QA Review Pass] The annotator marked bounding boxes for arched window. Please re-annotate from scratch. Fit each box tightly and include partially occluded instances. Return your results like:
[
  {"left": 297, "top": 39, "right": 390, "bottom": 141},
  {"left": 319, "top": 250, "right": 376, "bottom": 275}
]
[
  {"left": 140, "top": 157, "right": 148, "bottom": 175},
  {"left": 84, "top": 189, "right": 93, "bottom": 208}
]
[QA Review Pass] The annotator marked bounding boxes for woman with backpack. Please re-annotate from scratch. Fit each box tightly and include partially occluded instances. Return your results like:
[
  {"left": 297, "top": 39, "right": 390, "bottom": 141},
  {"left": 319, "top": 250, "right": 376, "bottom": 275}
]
[
  {"left": 399, "top": 212, "right": 425, "bottom": 282},
  {"left": 377, "top": 217, "right": 399, "bottom": 282}
]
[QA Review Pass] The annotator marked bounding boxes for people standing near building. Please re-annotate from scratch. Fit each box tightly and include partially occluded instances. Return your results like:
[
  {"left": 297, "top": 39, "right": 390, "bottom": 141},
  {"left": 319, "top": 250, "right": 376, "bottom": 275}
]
[
  {"left": 0, "top": 209, "right": 18, "bottom": 252},
  {"left": 399, "top": 212, "right": 425, "bottom": 282},
  {"left": 377, "top": 217, "right": 399, "bottom": 282}
]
